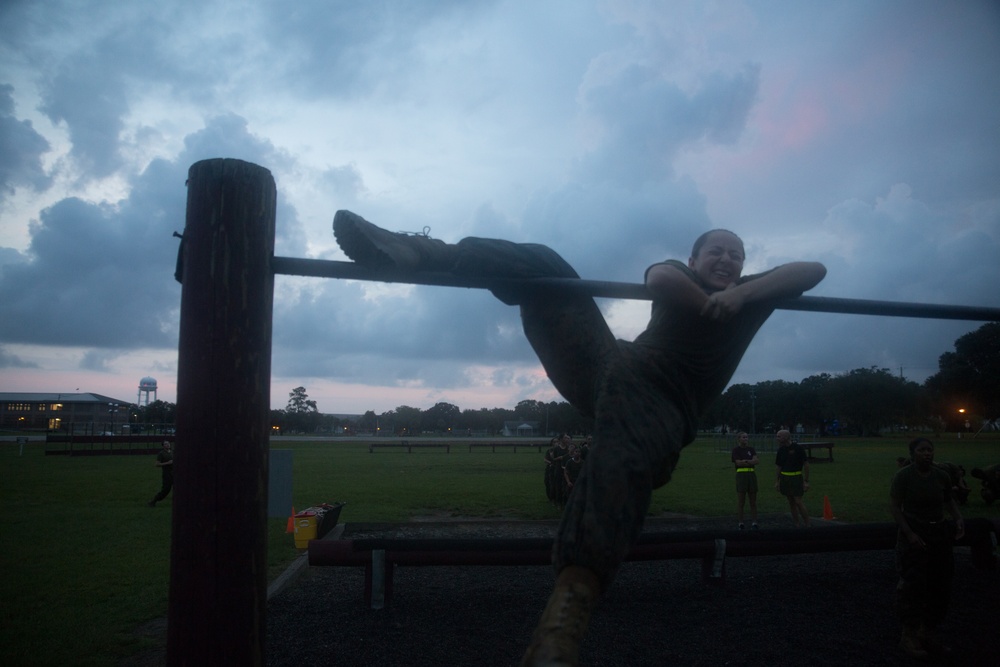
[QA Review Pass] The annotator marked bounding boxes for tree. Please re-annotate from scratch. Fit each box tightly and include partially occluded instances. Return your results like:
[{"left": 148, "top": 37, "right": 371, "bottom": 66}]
[
  {"left": 140, "top": 400, "right": 176, "bottom": 425},
  {"left": 752, "top": 380, "right": 803, "bottom": 433},
  {"left": 421, "top": 402, "right": 461, "bottom": 434},
  {"left": 284, "top": 386, "right": 319, "bottom": 433},
  {"left": 458, "top": 408, "right": 499, "bottom": 434},
  {"left": 823, "top": 367, "right": 917, "bottom": 436},
  {"left": 381, "top": 405, "right": 422, "bottom": 436},
  {"left": 513, "top": 400, "right": 545, "bottom": 422},
  {"left": 358, "top": 410, "right": 378, "bottom": 433},
  {"left": 269, "top": 409, "right": 286, "bottom": 434},
  {"left": 925, "top": 322, "right": 1000, "bottom": 425},
  {"left": 286, "top": 386, "right": 317, "bottom": 414},
  {"left": 798, "top": 373, "right": 833, "bottom": 433},
  {"left": 546, "top": 401, "right": 589, "bottom": 436}
]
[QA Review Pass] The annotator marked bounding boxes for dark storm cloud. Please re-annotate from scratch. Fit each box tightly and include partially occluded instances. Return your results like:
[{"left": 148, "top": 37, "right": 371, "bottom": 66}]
[
  {"left": 39, "top": 54, "right": 130, "bottom": 178},
  {"left": 256, "top": 0, "right": 485, "bottom": 99},
  {"left": 1, "top": 1, "right": 997, "bottom": 410},
  {"left": 0, "top": 114, "right": 305, "bottom": 348},
  {"left": 0, "top": 84, "right": 51, "bottom": 197},
  {"left": 265, "top": 57, "right": 766, "bottom": 386},
  {"left": 578, "top": 63, "right": 759, "bottom": 183},
  {"left": 504, "top": 63, "right": 760, "bottom": 279}
]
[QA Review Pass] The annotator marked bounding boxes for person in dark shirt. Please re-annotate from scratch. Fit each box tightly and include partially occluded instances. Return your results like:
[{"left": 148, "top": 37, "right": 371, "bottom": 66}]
[
  {"left": 148, "top": 440, "right": 174, "bottom": 507},
  {"left": 562, "top": 444, "right": 585, "bottom": 500},
  {"left": 543, "top": 436, "right": 565, "bottom": 504},
  {"left": 890, "top": 438, "right": 964, "bottom": 659},
  {"left": 731, "top": 431, "right": 759, "bottom": 529},
  {"left": 774, "top": 429, "right": 810, "bottom": 527}
]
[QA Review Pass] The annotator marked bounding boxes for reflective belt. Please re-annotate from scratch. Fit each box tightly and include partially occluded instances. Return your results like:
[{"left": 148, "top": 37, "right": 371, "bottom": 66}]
[
  {"left": 780, "top": 471, "right": 803, "bottom": 476},
  {"left": 736, "top": 467, "right": 755, "bottom": 473}
]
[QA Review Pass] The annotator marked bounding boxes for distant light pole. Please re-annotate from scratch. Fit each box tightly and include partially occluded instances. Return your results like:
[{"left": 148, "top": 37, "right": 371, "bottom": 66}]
[
  {"left": 750, "top": 389, "right": 756, "bottom": 435},
  {"left": 108, "top": 402, "right": 119, "bottom": 434}
]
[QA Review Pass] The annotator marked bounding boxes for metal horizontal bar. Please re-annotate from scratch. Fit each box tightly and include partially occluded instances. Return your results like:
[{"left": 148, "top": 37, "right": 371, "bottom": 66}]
[{"left": 272, "top": 256, "right": 1000, "bottom": 322}]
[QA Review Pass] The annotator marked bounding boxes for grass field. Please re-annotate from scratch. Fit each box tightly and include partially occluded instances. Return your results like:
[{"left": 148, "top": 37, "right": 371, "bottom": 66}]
[{"left": 1, "top": 434, "right": 997, "bottom": 665}]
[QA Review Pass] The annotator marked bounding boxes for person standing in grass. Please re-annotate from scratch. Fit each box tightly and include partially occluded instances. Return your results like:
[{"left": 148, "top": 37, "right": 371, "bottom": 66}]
[
  {"left": 774, "top": 429, "right": 810, "bottom": 527},
  {"left": 731, "top": 431, "right": 759, "bottom": 529},
  {"left": 562, "top": 444, "right": 585, "bottom": 504},
  {"left": 148, "top": 440, "right": 174, "bottom": 507},
  {"left": 890, "top": 437, "right": 964, "bottom": 659},
  {"left": 544, "top": 436, "right": 568, "bottom": 504},
  {"left": 333, "top": 211, "right": 826, "bottom": 666}
]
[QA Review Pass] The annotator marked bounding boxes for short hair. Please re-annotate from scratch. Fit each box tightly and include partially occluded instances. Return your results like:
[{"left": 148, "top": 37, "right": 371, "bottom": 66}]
[
  {"left": 907, "top": 437, "right": 933, "bottom": 456},
  {"left": 691, "top": 229, "right": 744, "bottom": 258}
]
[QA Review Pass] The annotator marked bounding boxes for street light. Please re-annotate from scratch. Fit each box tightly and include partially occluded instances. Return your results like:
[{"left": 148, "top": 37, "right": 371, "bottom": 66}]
[{"left": 108, "top": 402, "right": 120, "bottom": 435}]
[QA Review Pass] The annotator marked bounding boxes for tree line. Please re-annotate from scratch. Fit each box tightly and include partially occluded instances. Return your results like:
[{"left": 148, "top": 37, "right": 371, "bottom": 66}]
[
  {"left": 142, "top": 323, "right": 1000, "bottom": 438},
  {"left": 707, "top": 322, "right": 998, "bottom": 436}
]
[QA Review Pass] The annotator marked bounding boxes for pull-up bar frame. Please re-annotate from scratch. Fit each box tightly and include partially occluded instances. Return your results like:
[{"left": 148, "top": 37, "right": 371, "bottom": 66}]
[
  {"left": 169, "top": 158, "right": 997, "bottom": 666},
  {"left": 271, "top": 256, "right": 1000, "bottom": 322}
]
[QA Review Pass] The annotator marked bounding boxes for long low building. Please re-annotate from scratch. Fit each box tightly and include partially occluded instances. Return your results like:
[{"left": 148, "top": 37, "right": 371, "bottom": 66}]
[{"left": 0, "top": 392, "right": 137, "bottom": 432}]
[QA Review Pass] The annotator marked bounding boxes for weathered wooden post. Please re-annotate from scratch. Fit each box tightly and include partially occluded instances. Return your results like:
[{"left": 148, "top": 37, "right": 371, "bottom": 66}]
[{"left": 169, "top": 158, "right": 275, "bottom": 665}]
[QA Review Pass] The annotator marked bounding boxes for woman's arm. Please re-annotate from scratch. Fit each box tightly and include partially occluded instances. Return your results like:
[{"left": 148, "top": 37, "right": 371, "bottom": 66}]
[
  {"left": 645, "top": 261, "right": 826, "bottom": 322},
  {"left": 702, "top": 262, "right": 827, "bottom": 321},
  {"left": 645, "top": 263, "right": 712, "bottom": 310}
]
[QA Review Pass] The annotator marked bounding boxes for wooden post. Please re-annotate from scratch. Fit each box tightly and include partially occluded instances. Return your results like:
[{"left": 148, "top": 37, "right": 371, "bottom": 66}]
[{"left": 169, "top": 158, "right": 275, "bottom": 666}]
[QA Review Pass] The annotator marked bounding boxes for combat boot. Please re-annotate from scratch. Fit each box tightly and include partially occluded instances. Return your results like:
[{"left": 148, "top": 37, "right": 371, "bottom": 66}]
[
  {"left": 520, "top": 566, "right": 600, "bottom": 667},
  {"left": 333, "top": 210, "right": 457, "bottom": 272},
  {"left": 899, "top": 625, "right": 929, "bottom": 660}
]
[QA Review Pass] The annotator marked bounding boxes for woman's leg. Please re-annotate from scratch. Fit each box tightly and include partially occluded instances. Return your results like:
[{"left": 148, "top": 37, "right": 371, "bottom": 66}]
[{"left": 553, "top": 352, "right": 686, "bottom": 590}]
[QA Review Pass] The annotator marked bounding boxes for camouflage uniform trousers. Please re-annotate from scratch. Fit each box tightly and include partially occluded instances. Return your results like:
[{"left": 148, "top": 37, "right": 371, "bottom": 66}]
[
  {"left": 454, "top": 237, "right": 688, "bottom": 590},
  {"left": 895, "top": 519, "right": 955, "bottom": 630}
]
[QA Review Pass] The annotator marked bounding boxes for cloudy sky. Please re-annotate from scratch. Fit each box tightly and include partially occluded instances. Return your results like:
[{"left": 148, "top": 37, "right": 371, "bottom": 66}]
[{"left": 1, "top": 1, "right": 998, "bottom": 415}]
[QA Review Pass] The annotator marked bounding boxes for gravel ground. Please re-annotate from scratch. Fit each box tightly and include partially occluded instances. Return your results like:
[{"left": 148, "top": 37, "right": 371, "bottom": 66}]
[{"left": 264, "top": 514, "right": 999, "bottom": 667}]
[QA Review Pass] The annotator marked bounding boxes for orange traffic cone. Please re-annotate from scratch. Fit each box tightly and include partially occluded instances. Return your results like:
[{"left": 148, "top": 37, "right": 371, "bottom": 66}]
[
  {"left": 823, "top": 496, "right": 834, "bottom": 520},
  {"left": 286, "top": 507, "right": 296, "bottom": 533}
]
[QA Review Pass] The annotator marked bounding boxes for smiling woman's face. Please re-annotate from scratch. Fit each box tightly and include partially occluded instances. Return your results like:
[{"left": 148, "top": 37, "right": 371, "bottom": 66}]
[{"left": 688, "top": 230, "right": 745, "bottom": 291}]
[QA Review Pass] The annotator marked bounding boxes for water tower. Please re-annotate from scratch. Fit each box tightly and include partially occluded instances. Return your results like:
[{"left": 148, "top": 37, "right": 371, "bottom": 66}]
[{"left": 138, "top": 377, "right": 158, "bottom": 406}]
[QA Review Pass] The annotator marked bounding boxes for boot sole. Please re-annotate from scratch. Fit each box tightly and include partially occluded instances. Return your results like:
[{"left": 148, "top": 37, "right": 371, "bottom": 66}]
[{"left": 333, "top": 210, "right": 398, "bottom": 268}]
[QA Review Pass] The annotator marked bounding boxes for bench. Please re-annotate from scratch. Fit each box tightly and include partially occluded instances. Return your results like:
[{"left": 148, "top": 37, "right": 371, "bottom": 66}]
[
  {"left": 45, "top": 434, "right": 176, "bottom": 456},
  {"left": 368, "top": 441, "right": 451, "bottom": 453},
  {"left": 467, "top": 442, "right": 547, "bottom": 453},
  {"left": 309, "top": 519, "right": 999, "bottom": 608},
  {"left": 803, "top": 441, "right": 834, "bottom": 462}
]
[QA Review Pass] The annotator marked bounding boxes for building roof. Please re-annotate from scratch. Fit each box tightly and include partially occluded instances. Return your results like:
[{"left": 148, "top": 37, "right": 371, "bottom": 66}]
[{"left": 0, "top": 392, "right": 136, "bottom": 405}]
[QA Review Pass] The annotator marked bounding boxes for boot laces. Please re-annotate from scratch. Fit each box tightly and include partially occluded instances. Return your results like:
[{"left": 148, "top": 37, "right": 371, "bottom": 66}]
[{"left": 397, "top": 226, "right": 432, "bottom": 238}]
